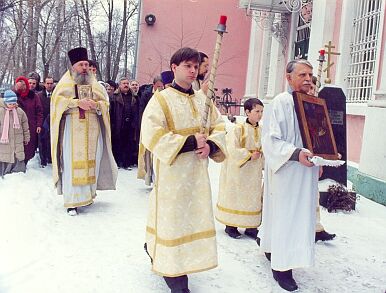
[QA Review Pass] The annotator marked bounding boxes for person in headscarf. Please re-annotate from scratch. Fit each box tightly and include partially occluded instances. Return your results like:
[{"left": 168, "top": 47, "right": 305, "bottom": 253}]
[{"left": 14, "top": 76, "right": 43, "bottom": 165}]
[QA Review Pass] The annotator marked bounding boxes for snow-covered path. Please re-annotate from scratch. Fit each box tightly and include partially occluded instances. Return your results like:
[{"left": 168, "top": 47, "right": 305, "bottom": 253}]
[{"left": 0, "top": 157, "right": 385, "bottom": 293}]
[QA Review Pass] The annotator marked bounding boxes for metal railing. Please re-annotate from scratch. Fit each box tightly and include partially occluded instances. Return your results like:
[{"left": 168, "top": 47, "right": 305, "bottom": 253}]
[{"left": 215, "top": 88, "right": 243, "bottom": 115}]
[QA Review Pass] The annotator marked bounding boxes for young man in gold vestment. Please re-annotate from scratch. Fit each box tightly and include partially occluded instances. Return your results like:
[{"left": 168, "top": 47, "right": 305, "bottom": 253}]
[{"left": 141, "top": 47, "right": 226, "bottom": 293}]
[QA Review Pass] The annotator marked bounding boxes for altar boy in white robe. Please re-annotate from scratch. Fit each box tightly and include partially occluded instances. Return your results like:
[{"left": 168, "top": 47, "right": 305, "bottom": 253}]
[
  {"left": 260, "top": 59, "right": 322, "bottom": 291},
  {"left": 216, "top": 98, "right": 264, "bottom": 240}
]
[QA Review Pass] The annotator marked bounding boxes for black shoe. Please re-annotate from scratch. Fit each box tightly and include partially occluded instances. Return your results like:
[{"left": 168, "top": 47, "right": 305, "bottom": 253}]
[
  {"left": 66, "top": 208, "right": 78, "bottom": 216},
  {"left": 265, "top": 252, "right": 271, "bottom": 261},
  {"left": 171, "top": 289, "right": 190, "bottom": 293},
  {"left": 272, "top": 269, "right": 298, "bottom": 291},
  {"left": 244, "top": 228, "right": 258, "bottom": 240},
  {"left": 315, "top": 230, "right": 336, "bottom": 242},
  {"left": 225, "top": 226, "right": 242, "bottom": 239}
]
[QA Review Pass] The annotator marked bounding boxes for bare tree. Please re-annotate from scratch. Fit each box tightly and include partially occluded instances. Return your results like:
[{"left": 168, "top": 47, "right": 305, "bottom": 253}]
[
  {"left": 79, "top": 0, "right": 100, "bottom": 78},
  {"left": 26, "top": 0, "right": 51, "bottom": 72},
  {"left": 0, "top": 18, "right": 27, "bottom": 85},
  {"left": 39, "top": 0, "right": 68, "bottom": 79},
  {"left": 0, "top": 0, "right": 139, "bottom": 86},
  {"left": 100, "top": 0, "right": 113, "bottom": 80},
  {"left": 112, "top": 0, "right": 129, "bottom": 79},
  {"left": 0, "top": 0, "right": 18, "bottom": 12}
]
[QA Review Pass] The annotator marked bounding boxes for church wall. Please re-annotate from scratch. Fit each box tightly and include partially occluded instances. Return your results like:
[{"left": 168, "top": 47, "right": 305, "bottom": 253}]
[
  {"left": 240, "top": 0, "right": 386, "bottom": 205},
  {"left": 136, "top": 0, "right": 251, "bottom": 114},
  {"left": 346, "top": 114, "right": 365, "bottom": 164}
]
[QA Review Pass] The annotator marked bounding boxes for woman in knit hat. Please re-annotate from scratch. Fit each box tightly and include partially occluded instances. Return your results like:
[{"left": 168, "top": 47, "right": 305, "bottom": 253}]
[
  {"left": 13, "top": 76, "right": 43, "bottom": 165},
  {"left": 0, "top": 90, "right": 30, "bottom": 177}
]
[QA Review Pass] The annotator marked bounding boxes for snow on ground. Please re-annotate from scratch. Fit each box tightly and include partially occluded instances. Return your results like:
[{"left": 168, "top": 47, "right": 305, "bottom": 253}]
[{"left": 0, "top": 156, "right": 385, "bottom": 293}]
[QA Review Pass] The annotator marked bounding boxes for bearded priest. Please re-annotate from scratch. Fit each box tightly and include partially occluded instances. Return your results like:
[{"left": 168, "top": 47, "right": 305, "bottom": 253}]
[{"left": 50, "top": 47, "right": 117, "bottom": 216}]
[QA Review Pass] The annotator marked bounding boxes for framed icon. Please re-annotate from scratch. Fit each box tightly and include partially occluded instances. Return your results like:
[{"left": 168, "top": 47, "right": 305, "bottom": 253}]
[
  {"left": 293, "top": 91, "right": 339, "bottom": 160},
  {"left": 77, "top": 85, "right": 92, "bottom": 100}
]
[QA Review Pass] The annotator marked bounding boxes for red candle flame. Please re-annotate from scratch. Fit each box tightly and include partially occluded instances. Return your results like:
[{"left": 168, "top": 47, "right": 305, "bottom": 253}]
[{"left": 219, "top": 15, "right": 227, "bottom": 25}]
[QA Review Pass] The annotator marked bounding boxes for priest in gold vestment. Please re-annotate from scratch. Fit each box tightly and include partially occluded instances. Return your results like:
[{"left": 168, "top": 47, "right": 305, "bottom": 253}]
[
  {"left": 141, "top": 47, "right": 226, "bottom": 293},
  {"left": 51, "top": 47, "right": 117, "bottom": 216}
]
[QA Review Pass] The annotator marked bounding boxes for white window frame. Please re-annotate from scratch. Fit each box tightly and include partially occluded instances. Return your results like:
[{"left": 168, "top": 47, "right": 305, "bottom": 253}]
[{"left": 346, "top": 0, "right": 383, "bottom": 110}]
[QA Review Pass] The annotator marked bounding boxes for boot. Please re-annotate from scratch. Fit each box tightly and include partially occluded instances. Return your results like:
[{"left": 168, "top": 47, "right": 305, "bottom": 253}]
[
  {"left": 256, "top": 236, "right": 261, "bottom": 246},
  {"left": 272, "top": 269, "right": 298, "bottom": 291},
  {"left": 225, "top": 226, "right": 242, "bottom": 239},
  {"left": 315, "top": 230, "right": 336, "bottom": 242},
  {"left": 164, "top": 275, "right": 189, "bottom": 293},
  {"left": 67, "top": 208, "right": 77, "bottom": 216},
  {"left": 244, "top": 228, "right": 258, "bottom": 240}
]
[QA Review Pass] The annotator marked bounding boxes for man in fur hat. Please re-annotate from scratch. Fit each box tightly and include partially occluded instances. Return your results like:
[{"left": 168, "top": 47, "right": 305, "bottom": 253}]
[
  {"left": 50, "top": 47, "right": 117, "bottom": 216},
  {"left": 160, "top": 70, "right": 174, "bottom": 88}
]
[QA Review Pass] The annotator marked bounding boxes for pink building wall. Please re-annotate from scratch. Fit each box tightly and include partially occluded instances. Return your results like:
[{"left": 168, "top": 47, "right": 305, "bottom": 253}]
[
  {"left": 347, "top": 115, "right": 365, "bottom": 163},
  {"left": 136, "top": 0, "right": 251, "bottom": 111}
]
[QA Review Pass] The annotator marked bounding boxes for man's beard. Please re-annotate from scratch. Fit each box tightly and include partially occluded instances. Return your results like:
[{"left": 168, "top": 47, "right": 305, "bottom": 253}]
[{"left": 71, "top": 69, "right": 92, "bottom": 85}]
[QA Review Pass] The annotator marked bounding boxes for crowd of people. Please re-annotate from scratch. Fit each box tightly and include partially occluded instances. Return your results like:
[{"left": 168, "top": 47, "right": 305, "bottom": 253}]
[
  {"left": 0, "top": 65, "right": 175, "bottom": 174},
  {"left": 0, "top": 45, "right": 338, "bottom": 293}
]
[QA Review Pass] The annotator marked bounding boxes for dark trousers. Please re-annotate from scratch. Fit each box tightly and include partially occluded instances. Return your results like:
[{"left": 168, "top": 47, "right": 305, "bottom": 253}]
[
  {"left": 38, "top": 129, "right": 51, "bottom": 165},
  {"left": 118, "top": 123, "right": 137, "bottom": 168},
  {"left": 163, "top": 275, "right": 188, "bottom": 291},
  {"left": 144, "top": 243, "right": 188, "bottom": 292}
]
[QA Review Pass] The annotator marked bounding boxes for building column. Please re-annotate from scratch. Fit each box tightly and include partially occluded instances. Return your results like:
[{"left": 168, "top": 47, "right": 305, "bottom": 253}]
[
  {"left": 266, "top": 13, "right": 289, "bottom": 100},
  {"left": 257, "top": 14, "right": 274, "bottom": 100},
  {"left": 244, "top": 12, "right": 263, "bottom": 99},
  {"left": 308, "top": 0, "right": 337, "bottom": 71}
]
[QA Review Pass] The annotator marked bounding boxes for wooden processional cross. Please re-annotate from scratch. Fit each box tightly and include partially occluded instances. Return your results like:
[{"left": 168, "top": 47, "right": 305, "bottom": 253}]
[{"left": 323, "top": 41, "right": 341, "bottom": 84}]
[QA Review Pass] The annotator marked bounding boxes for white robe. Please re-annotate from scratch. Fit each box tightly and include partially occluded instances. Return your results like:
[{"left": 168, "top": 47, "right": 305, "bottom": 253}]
[
  {"left": 62, "top": 114, "right": 103, "bottom": 207},
  {"left": 51, "top": 71, "right": 118, "bottom": 202},
  {"left": 216, "top": 122, "right": 264, "bottom": 228},
  {"left": 141, "top": 87, "right": 226, "bottom": 277},
  {"left": 260, "top": 91, "right": 319, "bottom": 271}
]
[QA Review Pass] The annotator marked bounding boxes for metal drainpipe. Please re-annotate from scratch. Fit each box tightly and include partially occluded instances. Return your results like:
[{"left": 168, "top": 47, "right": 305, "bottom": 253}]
[{"left": 132, "top": 0, "right": 142, "bottom": 79}]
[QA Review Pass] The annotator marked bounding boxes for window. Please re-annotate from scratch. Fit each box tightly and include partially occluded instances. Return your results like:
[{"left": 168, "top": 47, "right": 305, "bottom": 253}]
[
  {"left": 347, "top": 0, "right": 381, "bottom": 103},
  {"left": 294, "top": 1, "right": 312, "bottom": 60}
]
